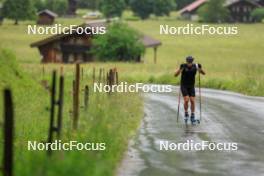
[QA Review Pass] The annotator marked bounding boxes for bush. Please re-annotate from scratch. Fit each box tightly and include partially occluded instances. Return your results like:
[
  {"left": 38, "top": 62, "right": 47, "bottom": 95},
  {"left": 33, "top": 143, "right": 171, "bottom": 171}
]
[
  {"left": 129, "top": 0, "right": 154, "bottom": 19},
  {"left": 129, "top": 0, "right": 176, "bottom": 20},
  {"left": 198, "top": 0, "right": 229, "bottom": 23},
  {"left": 91, "top": 22, "right": 145, "bottom": 62},
  {"left": 99, "top": 0, "right": 126, "bottom": 18},
  {"left": 34, "top": 0, "right": 46, "bottom": 11},
  {"left": 251, "top": 8, "right": 264, "bottom": 22}
]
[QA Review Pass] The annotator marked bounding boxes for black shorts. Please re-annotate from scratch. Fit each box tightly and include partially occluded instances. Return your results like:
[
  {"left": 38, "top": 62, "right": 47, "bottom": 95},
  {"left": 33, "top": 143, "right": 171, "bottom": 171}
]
[{"left": 181, "top": 85, "right": 195, "bottom": 97}]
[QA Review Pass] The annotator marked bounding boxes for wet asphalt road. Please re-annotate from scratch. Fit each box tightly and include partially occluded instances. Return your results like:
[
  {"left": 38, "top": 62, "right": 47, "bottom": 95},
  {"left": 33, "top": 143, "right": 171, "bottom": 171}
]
[{"left": 118, "top": 86, "right": 264, "bottom": 176}]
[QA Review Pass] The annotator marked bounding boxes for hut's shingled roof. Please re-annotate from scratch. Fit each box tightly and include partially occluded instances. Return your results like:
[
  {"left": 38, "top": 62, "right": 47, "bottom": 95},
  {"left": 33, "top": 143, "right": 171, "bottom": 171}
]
[
  {"left": 225, "top": 0, "right": 261, "bottom": 7},
  {"left": 141, "top": 35, "right": 161, "bottom": 48},
  {"left": 38, "top": 9, "right": 58, "bottom": 18}
]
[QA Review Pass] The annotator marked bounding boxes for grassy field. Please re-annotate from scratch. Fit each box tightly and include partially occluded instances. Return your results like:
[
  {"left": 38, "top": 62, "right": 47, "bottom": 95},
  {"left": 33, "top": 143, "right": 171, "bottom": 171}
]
[{"left": 0, "top": 15, "right": 264, "bottom": 95}]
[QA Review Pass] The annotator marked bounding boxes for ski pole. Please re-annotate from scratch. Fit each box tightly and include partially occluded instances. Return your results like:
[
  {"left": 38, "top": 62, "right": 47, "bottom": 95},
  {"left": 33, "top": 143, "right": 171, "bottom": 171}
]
[
  {"left": 198, "top": 71, "right": 202, "bottom": 122},
  {"left": 177, "top": 86, "right": 181, "bottom": 123}
]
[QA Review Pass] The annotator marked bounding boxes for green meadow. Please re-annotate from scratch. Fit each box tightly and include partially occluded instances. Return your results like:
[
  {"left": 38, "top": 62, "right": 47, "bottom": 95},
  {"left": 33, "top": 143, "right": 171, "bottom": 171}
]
[
  {"left": 0, "top": 10, "right": 264, "bottom": 176},
  {"left": 0, "top": 14, "right": 264, "bottom": 95}
]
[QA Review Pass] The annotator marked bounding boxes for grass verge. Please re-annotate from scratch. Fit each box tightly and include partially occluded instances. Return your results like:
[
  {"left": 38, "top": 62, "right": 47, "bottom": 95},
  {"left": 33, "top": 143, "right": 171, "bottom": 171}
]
[{"left": 0, "top": 49, "right": 143, "bottom": 176}]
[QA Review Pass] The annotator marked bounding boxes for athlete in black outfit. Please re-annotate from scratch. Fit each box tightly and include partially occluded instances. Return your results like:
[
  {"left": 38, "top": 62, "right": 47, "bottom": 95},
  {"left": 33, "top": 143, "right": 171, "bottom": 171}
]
[{"left": 174, "top": 56, "right": 206, "bottom": 123}]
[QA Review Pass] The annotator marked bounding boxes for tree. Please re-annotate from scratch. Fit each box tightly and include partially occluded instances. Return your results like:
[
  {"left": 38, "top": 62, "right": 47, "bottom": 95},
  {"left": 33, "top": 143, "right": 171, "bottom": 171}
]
[
  {"left": 3, "top": 0, "right": 36, "bottom": 24},
  {"left": 34, "top": 0, "right": 68, "bottom": 16},
  {"left": 92, "top": 22, "right": 145, "bottom": 62},
  {"left": 129, "top": 0, "right": 154, "bottom": 19},
  {"left": 34, "top": 0, "right": 46, "bottom": 11},
  {"left": 99, "top": 0, "right": 126, "bottom": 18},
  {"left": 46, "top": 0, "right": 68, "bottom": 16},
  {"left": 198, "top": 0, "right": 229, "bottom": 23},
  {"left": 78, "top": 0, "right": 99, "bottom": 10},
  {"left": 67, "top": 0, "right": 77, "bottom": 15},
  {"left": 251, "top": 8, "right": 264, "bottom": 22},
  {"left": 153, "top": 0, "right": 176, "bottom": 17},
  {"left": 129, "top": 0, "right": 176, "bottom": 20}
]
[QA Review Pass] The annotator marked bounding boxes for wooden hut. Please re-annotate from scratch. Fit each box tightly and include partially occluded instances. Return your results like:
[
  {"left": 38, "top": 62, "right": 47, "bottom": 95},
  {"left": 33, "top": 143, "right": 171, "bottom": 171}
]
[
  {"left": 30, "top": 20, "right": 162, "bottom": 63},
  {"left": 225, "top": 0, "right": 261, "bottom": 22},
  {"left": 37, "top": 9, "right": 58, "bottom": 25}
]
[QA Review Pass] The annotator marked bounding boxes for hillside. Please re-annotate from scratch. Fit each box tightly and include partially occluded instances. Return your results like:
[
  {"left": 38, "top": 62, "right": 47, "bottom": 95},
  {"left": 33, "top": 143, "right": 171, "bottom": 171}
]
[{"left": 0, "top": 48, "right": 143, "bottom": 176}]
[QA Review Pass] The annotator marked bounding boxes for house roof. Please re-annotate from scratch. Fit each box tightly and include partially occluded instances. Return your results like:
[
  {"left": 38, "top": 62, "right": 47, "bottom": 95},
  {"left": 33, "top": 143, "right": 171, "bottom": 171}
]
[
  {"left": 225, "top": 0, "right": 261, "bottom": 7},
  {"left": 31, "top": 20, "right": 161, "bottom": 48},
  {"left": 179, "top": 0, "right": 207, "bottom": 14},
  {"left": 179, "top": 0, "right": 261, "bottom": 14},
  {"left": 31, "top": 21, "right": 104, "bottom": 47},
  {"left": 38, "top": 9, "right": 58, "bottom": 18}
]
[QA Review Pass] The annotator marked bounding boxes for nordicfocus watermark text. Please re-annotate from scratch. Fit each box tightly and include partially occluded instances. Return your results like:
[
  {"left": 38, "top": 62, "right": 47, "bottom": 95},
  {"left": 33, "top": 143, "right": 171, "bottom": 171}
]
[
  {"left": 28, "top": 140, "right": 106, "bottom": 151},
  {"left": 159, "top": 140, "right": 238, "bottom": 151},
  {"left": 160, "top": 24, "right": 238, "bottom": 35},
  {"left": 94, "top": 82, "right": 172, "bottom": 93},
  {"left": 27, "top": 24, "right": 106, "bottom": 35}
]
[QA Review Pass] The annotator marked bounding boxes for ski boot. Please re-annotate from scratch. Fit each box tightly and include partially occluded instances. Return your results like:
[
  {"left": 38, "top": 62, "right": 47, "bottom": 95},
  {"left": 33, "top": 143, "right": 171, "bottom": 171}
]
[{"left": 184, "top": 112, "right": 189, "bottom": 124}]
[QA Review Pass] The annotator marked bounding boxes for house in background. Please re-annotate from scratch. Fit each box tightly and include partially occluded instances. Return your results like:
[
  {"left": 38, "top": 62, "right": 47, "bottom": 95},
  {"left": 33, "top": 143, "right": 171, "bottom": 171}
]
[
  {"left": 67, "top": 0, "right": 78, "bottom": 16},
  {"left": 30, "top": 20, "right": 161, "bottom": 63},
  {"left": 179, "top": 0, "right": 263, "bottom": 22},
  {"left": 37, "top": 9, "right": 58, "bottom": 25},
  {"left": 225, "top": 0, "right": 261, "bottom": 22}
]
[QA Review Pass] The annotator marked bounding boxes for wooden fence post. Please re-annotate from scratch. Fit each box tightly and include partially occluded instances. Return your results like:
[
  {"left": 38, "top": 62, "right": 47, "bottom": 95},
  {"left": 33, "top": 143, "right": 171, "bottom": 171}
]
[
  {"left": 109, "top": 69, "right": 113, "bottom": 87},
  {"left": 47, "top": 71, "right": 56, "bottom": 156},
  {"left": 109, "top": 69, "right": 115, "bottom": 93},
  {"left": 47, "top": 71, "right": 65, "bottom": 155},
  {"left": 57, "top": 75, "right": 64, "bottom": 138},
  {"left": 73, "top": 64, "right": 80, "bottom": 130},
  {"left": 106, "top": 72, "right": 109, "bottom": 86},
  {"left": 115, "top": 71, "right": 119, "bottom": 85},
  {"left": 72, "top": 79, "right": 75, "bottom": 117},
  {"left": 84, "top": 85, "right": 89, "bottom": 111},
  {"left": 3, "top": 89, "right": 14, "bottom": 176}
]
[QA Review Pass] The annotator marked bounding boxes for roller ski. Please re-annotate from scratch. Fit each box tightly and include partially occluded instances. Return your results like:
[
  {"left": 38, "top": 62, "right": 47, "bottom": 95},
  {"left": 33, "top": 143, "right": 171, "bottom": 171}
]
[
  {"left": 191, "top": 113, "right": 200, "bottom": 125},
  {"left": 184, "top": 112, "right": 189, "bottom": 124}
]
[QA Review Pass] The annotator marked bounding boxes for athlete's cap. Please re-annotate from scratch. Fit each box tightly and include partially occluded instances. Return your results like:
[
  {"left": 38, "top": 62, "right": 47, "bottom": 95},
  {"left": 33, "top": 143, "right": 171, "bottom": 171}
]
[{"left": 186, "top": 56, "right": 194, "bottom": 63}]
